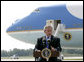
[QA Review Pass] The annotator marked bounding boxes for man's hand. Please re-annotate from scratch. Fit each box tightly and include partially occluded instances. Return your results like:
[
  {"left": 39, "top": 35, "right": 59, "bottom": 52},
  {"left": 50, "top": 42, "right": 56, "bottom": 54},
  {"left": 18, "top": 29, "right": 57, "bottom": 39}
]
[
  {"left": 36, "top": 50, "right": 41, "bottom": 52},
  {"left": 51, "top": 46, "right": 56, "bottom": 52}
]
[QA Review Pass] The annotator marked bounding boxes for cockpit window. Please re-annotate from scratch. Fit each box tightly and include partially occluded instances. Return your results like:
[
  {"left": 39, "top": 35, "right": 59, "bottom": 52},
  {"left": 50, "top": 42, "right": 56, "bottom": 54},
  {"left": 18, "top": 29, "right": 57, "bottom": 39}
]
[
  {"left": 33, "top": 9, "right": 40, "bottom": 12},
  {"left": 12, "top": 19, "right": 20, "bottom": 25}
]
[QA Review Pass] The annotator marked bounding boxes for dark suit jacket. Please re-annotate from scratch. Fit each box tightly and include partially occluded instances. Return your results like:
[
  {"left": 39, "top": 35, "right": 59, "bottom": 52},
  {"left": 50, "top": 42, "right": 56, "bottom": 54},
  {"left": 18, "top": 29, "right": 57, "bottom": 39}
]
[{"left": 34, "top": 35, "right": 62, "bottom": 52}]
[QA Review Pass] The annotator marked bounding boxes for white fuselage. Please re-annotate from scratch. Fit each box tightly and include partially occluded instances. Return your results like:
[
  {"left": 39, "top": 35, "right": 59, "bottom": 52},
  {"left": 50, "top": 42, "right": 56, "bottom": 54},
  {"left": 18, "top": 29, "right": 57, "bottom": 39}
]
[{"left": 8, "top": 28, "right": 83, "bottom": 49}]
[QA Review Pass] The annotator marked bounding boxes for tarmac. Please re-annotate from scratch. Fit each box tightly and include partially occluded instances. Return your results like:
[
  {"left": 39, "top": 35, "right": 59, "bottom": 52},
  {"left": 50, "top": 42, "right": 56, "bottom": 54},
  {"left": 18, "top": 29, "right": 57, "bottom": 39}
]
[{"left": 1, "top": 57, "right": 83, "bottom": 61}]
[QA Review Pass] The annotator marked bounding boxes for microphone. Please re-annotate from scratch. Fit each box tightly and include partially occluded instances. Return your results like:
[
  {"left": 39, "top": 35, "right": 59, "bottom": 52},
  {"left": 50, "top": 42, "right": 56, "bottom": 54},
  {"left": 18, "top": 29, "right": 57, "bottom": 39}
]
[{"left": 47, "top": 39, "right": 50, "bottom": 44}]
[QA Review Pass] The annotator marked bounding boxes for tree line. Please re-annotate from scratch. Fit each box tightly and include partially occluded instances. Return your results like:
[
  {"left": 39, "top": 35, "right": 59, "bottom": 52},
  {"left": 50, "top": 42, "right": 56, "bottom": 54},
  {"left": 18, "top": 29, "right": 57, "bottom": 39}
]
[
  {"left": 1, "top": 48, "right": 83, "bottom": 57},
  {"left": 1, "top": 48, "right": 34, "bottom": 57}
]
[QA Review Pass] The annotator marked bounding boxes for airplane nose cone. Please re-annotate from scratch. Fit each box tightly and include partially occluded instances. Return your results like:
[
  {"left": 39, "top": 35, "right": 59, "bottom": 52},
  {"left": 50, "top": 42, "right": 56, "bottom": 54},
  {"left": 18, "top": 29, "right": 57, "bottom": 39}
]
[
  {"left": 6, "top": 25, "right": 15, "bottom": 33},
  {"left": 6, "top": 27, "right": 12, "bottom": 33},
  {"left": 6, "top": 19, "right": 21, "bottom": 33}
]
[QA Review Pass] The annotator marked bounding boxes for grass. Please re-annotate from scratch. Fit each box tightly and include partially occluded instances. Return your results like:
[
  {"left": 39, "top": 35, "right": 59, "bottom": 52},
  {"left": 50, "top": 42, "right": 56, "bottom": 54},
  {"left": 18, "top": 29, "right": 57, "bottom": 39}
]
[
  {"left": 19, "top": 56, "right": 34, "bottom": 59},
  {"left": 1, "top": 56, "right": 83, "bottom": 61},
  {"left": 64, "top": 58, "right": 83, "bottom": 60}
]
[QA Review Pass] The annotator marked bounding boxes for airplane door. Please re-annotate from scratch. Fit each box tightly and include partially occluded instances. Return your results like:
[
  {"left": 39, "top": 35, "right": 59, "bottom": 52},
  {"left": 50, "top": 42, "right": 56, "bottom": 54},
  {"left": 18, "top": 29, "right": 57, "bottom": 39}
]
[
  {"left": 54, "top": 20, "right": 61, "bottom": 30},
  {"left": 46, "top": 20, "right": 61, "bottom": 30}
]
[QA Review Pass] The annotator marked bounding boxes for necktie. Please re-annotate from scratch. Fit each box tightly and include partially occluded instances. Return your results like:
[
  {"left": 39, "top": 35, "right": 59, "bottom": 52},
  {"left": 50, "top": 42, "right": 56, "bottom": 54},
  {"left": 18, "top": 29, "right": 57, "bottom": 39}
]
[
  {"left": 46, "top": 37, "right": 49, "bottom": 48},
  {"left": 47, "top": 37, "right": 49, "bottom": 39}
]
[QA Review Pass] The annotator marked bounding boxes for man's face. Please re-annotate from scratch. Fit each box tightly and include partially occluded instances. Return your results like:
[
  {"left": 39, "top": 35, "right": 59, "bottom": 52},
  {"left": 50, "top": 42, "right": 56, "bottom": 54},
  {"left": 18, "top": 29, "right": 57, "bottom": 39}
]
[{"left": 44, "top": 27, "right": 52, "bottom": 36}]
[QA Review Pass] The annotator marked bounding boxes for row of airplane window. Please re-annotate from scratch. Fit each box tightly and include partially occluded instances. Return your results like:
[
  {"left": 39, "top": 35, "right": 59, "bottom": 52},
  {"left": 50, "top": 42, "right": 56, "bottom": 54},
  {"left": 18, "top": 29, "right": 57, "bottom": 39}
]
[{"left": 16, "top": 26, "right": 32, "bottom": 29}]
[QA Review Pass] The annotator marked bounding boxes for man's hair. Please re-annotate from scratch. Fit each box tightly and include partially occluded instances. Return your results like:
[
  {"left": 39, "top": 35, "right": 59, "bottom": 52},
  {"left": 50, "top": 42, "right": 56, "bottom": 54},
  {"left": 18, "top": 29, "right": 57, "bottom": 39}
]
[{"left": 44, "top": 25, "right": 54, "bottom": 31}]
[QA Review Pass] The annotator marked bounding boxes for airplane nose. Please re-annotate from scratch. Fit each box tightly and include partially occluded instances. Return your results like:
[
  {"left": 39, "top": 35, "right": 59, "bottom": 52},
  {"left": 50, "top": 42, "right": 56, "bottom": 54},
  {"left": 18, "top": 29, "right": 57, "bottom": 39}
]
[
  {"left": 6, "top": 23, "right": 45, "bottom": 44},
  {"left": 6, "top": 27, "right": 12, "bottom": 33},
  {"left": 6, "top": 26, "right": 12, "bottom": 33},
  {"left": 6, "top": 25, "right": 15, "bottom": 33},
  {"left": 6, "top": 19, "right": 21, "bottom": 33}
]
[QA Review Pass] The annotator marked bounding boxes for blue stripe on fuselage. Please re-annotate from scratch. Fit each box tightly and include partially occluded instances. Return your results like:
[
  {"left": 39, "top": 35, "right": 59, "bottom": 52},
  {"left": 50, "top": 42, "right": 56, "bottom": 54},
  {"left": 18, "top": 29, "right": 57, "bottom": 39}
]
[{"left": 7, "top": 4, "right": 83, "bottom": 32}]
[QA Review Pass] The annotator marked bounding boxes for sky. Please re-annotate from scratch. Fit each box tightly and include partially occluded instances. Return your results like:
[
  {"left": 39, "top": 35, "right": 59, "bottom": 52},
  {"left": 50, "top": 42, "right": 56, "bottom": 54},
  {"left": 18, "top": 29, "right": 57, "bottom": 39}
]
[{"left": 1, "top": 1, "right": 82, "bottom": 51}]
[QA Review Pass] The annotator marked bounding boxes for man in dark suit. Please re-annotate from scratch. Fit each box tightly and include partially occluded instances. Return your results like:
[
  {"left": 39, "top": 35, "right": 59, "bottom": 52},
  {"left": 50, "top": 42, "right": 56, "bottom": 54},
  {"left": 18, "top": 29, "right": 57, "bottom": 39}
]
[{"left": 34, "top": 25, "right": 62, "bottom": 61}]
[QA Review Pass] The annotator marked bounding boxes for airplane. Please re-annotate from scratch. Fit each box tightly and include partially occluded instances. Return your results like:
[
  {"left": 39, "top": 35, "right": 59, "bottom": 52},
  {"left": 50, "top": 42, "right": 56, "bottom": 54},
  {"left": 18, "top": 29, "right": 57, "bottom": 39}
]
[{"left": 6, "top": 2, "right": 83, "bottom": 59}]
